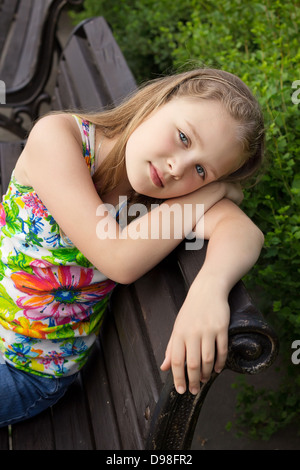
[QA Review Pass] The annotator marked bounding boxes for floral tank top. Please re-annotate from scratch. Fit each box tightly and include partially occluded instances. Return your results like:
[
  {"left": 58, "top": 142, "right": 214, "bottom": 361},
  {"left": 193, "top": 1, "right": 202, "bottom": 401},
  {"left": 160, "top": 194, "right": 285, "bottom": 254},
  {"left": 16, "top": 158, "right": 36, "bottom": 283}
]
[{"left": 0, "top": 116, "right": 116, "bottom": 377}]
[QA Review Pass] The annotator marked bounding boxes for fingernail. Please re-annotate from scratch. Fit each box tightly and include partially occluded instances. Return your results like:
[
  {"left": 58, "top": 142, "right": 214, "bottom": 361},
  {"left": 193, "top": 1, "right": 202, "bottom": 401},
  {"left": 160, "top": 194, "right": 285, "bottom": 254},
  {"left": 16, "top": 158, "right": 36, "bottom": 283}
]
[{"left": 177, "top": 386, "right": 185, "bottom": 394}]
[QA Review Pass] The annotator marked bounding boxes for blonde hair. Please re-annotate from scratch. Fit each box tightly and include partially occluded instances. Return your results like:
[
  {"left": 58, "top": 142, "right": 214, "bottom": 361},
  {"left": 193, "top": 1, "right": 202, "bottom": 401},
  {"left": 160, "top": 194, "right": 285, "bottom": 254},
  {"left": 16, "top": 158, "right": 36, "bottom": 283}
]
[{"left": 78, "top": 68, "right": 265, "bottom": 201}]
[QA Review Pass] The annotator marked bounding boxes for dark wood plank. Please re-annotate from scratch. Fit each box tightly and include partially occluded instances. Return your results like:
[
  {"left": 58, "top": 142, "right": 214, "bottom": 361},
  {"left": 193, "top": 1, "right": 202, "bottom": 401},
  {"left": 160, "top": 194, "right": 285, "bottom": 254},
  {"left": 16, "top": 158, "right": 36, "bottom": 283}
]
[
  {"left": 11, "top": 409, "right": 55, "bottom": 450},
  {"left": 53, "top": 16, "right": 136, "bottom": 113},
  {"left": 0, "top": 426, "right": 9, "bottom": 450},
  {"left": 0, "top": 0, "right": 19, "bottom": 52},
  {"left": 131, "top": 257, "right": 186, "bottom": 381},
  {"left": 100, "top": 316, "right": 144, "bottom": 449},
  {"left": 83, "top": 17, "right": 137, "bottom": 106},
  {"left": 175, "top": 241, "right": 207, "bottom": 286},
  {"left": 81, "top": 338, "right": 122, "bottom": 450},
  {"left": 52, "top": 61, "right": 79, "bottom": 111},
  {"left": 51, "top": 376, "right": 94, "bottom": 450},
  {"left": 60, "top": 35, "right": 106, "bottom": 110},
  {"left": 0, "top": 0, "right": 34, "bottom": 84},
  {"left": 13, "top": 0, "right": 53, "bottom": 88},
  {"left": 1, "top": 0, "right": 79, "bottom": 120},
  {"left": 112, "top": 285, "right": 162, "bottom": 442}
]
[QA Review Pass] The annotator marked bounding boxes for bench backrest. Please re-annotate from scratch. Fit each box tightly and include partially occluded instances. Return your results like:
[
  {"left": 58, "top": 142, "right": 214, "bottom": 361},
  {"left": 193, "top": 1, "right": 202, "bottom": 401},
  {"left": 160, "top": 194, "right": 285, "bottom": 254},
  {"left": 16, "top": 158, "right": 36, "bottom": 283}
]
[
  {"left": 52, "top": 16, "right": 137, "bottom": 112},
  {"left": 0, "top": 0, "right": 83, "bottom": 105},
  {"left": 0, "top": 0, "right": 52, "bottom": 90}
]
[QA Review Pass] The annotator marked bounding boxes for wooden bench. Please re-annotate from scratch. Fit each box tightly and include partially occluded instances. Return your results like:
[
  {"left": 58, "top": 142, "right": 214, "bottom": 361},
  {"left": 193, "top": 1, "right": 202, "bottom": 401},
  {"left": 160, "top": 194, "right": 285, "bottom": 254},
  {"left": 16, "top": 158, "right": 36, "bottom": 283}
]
[
  {"left": 0, "top": 16, "right": 279, "bottom": 450},
  {"left": 0, "top": 0, "right": 83, "bottom": 139}
]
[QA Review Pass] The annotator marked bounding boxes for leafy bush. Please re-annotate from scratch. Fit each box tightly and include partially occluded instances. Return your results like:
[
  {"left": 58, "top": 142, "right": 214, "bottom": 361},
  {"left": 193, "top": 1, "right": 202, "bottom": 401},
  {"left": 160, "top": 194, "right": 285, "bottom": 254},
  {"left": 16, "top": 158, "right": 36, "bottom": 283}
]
[{"left": 70, "top": 0, "right": 300, "bottom": 439}]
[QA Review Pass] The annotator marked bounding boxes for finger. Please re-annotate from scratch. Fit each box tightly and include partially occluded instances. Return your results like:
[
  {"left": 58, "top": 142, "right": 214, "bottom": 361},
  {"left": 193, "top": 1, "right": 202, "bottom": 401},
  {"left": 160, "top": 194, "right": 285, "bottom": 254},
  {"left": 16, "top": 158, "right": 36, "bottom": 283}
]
[
  {"left": 200, "top": 337, "right": 215, "bottom": 383},
  {"left": 160, "top": 356, "right": 171, "bottom": 371},
  {"left": 160, "top": 340, "right": 171, "bottom": 371},
  {"left": 186, "top": 339, "right": 201, "bottom": 395},
  {"left": 214, "top": 332, "right": 228, "bottom": 374},
  {"left": 170, "top": 338, "right": 186, "bottom": 394}
]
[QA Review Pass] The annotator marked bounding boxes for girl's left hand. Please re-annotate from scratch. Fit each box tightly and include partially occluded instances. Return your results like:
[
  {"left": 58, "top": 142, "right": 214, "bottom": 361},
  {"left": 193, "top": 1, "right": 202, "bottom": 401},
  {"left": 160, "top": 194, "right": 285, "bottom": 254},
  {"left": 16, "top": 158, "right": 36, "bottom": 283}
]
[{"left": 160, "top": 276, "right": 230, "bottom": 395}]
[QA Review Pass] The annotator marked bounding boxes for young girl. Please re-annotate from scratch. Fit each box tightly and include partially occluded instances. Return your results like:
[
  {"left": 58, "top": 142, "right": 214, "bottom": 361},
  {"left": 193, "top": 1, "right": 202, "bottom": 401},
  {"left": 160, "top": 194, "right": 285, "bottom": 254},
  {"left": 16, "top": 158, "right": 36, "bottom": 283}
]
[{"left": 0, "top": 68, "right": 265, "bottom": 426}]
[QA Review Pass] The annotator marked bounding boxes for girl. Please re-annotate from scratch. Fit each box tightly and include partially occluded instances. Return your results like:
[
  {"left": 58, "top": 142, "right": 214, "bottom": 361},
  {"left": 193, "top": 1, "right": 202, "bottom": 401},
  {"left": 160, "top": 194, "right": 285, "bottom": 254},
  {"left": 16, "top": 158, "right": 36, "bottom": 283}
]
[{"left": 0, "top": 68, "right": 265, "bottom": 426}]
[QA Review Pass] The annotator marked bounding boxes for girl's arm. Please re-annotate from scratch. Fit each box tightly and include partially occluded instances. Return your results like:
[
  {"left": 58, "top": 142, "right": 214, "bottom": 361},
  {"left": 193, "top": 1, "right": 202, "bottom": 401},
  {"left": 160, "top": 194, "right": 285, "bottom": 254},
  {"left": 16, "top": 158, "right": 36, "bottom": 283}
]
[
  {"left": 20, "top": 114, "right": 241, "bottom": 284},
  {"left": 161, "top": 198, "right": 264, "bottom": 395}
]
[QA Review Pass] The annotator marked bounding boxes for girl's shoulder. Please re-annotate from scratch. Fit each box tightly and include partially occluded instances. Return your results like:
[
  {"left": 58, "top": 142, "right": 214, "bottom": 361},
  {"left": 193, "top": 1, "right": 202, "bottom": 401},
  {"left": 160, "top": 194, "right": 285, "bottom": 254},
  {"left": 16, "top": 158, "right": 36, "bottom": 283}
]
[
  {"left": 33, "top": 113, "right": 82, "bottom": 143},
  {"left": 14, "top": 113, "right": 85, "bottom": 187}
]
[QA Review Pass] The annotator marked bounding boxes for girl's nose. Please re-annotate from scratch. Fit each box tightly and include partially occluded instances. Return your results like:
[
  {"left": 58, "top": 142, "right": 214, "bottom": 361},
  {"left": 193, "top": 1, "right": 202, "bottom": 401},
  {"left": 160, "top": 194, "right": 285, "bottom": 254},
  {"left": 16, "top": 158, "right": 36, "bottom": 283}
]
[{"left": 167, "top": 156, "right": 185, "bottom": 180}]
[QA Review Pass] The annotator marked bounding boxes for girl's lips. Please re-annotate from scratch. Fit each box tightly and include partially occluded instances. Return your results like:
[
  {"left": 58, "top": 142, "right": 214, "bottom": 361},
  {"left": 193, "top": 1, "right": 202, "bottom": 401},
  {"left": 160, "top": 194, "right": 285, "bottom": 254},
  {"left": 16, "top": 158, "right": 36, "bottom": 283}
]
[{"left": 150, "top": 163, "right": 164, "bottom": 187}]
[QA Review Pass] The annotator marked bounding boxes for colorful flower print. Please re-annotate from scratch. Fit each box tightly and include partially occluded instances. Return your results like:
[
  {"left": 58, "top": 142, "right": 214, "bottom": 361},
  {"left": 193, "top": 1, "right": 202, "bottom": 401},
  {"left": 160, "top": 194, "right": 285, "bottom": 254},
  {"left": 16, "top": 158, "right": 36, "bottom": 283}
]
[
  {"left": 0, "top": 116, "right": 111, "bottom": 377},
  {"left": 11, "top": 266, "right": 115, "bottom": 326},
  {"left": 0, "top": 204, "right": 6, "bottom": 227},
  {"left": 23, "top": 193, "right": 49, "bottom": 218},
  {"left": 6, "top": 334, "right": 42, "bottom": 365}
]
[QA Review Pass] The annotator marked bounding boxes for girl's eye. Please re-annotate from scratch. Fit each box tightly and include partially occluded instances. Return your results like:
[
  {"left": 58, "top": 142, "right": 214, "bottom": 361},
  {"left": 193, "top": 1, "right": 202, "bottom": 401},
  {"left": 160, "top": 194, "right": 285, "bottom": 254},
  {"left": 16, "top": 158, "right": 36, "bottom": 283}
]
[
  {"left": 179, "top": 131, "right": 189, "bottom": 146},
  {"left": 196, "top": 164, "right": 205, "bottom": 178}
]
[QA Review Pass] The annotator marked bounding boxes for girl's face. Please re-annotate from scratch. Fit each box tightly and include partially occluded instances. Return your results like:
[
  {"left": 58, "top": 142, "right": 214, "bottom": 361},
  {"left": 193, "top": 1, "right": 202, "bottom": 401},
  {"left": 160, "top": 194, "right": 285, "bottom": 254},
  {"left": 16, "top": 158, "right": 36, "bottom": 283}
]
[{"left": 125, "top": 97, "right": 243, "bottom": 199}]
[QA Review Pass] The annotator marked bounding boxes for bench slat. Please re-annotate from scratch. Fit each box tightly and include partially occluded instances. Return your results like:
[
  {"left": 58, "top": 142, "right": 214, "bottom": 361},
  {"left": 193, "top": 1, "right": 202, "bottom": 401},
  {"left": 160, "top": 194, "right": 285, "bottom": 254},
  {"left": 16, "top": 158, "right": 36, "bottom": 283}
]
[
  {"left": 131, "top": 259, "right": 185, "bottom": 380},
  {"left": 53, "top": 17, "right": 137, "bottom": 112},
  {"left": 58, "top": 35, "right": 106, "bottom": 110},
  {"left": 112, "top": 286, "right": 162, "bottom": 442},
  {"left": 11, "top": 409, "right": 54, "bottom": 450},
  {"left": 51, "top": 376, "right": 94, "bottom": 450},
  {"left": 13, "top": 0, "right": 53, "bottom": 89},
  {"left": 0, "top": 0, "right": 19, "bottom": 52},
  {"left": 100, "top": 316, "right": 144, "bottom": 449},
  {"left": 0, "top": 426, "right": 9, "bottom": 450},
  {"left": 82, "top": 339, "right": 122, "bottom": 450},
  {"left": 0, "top": 0, "right": 84, "bottom": 139},
  {"left": 52, "top": 61, "right": 80, "bottom": 111},
  {"left": 0, "top": 1, "right": 34, "bottom": 84},
  {"left": 83, "top": 17, "right": 137, "bottom": 106}
]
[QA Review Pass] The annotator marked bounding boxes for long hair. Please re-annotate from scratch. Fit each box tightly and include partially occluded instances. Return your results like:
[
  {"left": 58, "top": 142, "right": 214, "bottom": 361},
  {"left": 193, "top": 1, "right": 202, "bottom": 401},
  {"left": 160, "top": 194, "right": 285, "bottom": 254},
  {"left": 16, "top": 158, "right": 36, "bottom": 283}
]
[{"left": 77, "top": 68, "right": 265, "bottom": 204}]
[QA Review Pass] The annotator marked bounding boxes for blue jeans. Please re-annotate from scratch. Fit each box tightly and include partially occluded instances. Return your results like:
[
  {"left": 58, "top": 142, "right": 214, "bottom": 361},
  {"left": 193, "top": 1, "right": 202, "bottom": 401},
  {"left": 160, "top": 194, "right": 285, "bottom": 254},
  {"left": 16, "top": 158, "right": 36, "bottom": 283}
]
[{"left": 0, "top": 358, "right": 78, "bottom": 428}]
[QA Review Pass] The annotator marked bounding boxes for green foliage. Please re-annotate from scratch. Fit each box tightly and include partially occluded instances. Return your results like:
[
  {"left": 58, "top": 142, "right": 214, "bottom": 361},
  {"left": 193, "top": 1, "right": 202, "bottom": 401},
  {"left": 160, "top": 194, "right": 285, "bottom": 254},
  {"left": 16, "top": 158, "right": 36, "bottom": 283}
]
[
  {"left": 70, "top": 0, "right": 300, "bottom": 440},
  {"left": 232, "top": 375, "right": 300, "bottom": 441}
]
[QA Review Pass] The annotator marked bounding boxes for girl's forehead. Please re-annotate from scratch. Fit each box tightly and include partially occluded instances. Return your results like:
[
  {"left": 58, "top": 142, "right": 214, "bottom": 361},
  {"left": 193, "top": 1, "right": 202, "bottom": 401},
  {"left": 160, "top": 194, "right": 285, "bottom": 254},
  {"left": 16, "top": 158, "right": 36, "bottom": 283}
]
[{"left": 164, "top": 96, "right": 228, "bottom": 118}]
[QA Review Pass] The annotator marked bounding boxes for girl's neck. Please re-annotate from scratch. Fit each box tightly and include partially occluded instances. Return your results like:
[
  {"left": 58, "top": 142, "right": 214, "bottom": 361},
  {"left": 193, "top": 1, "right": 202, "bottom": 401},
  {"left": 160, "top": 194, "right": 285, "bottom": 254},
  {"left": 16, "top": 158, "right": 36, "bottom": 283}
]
[
  {"left": 95, "top": 130, "right": 118, "bottom": 169},
  {"left": 95, "top": 129, "right": 132, "bottom": 206}
]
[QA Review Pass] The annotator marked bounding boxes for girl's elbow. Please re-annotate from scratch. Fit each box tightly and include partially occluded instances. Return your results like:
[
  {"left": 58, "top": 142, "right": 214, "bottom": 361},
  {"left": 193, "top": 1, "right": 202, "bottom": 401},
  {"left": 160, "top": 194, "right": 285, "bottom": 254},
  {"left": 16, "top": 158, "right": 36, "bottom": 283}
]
[
  {"left": 253, "top": 223, "right": 265, "bottom": 248},
  {"left": 248, "top": 222, "right": 264, "bottom": 257},
  {"left": 107, "top": 265, "right": 140, "bottom": 285},
  {"left": 259, "top": 228, "right": 265, "bottom": 247}
]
